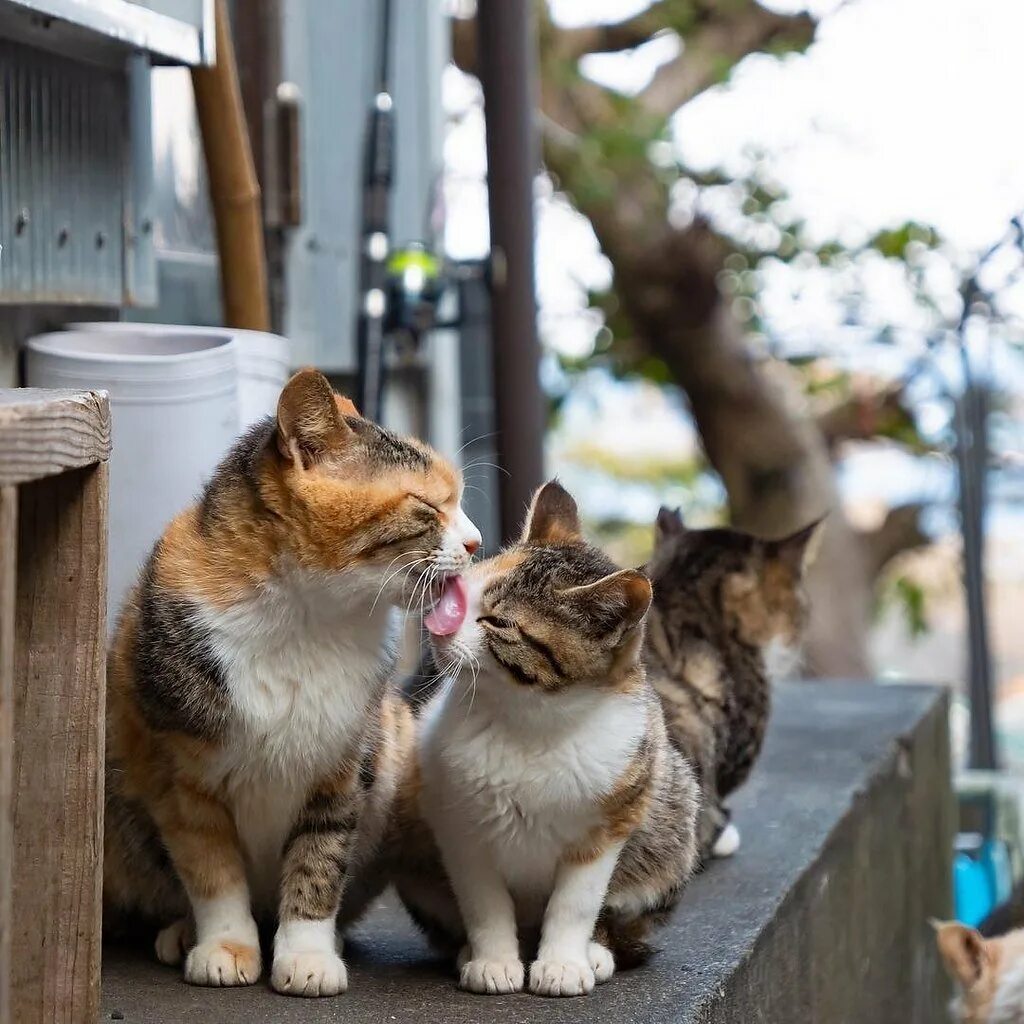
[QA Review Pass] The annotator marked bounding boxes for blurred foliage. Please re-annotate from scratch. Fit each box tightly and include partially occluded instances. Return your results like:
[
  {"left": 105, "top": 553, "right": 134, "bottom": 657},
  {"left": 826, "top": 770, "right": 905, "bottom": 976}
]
[
  {"left": 877, "top": 573, "right": 930, "bottom": 639},
  {"left": 562, "top": 439, "right": 705, "bottom": 486}
]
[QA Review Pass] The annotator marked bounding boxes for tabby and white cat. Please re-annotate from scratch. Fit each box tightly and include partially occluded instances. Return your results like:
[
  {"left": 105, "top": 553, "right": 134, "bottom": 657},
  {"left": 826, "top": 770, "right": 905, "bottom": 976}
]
[
  {"left": 104, "top": 369, "right": 480, "bottom": 997},
  {"left": 644, "top": 507, "right": 820, "bottom": 858},
  {"left": 936, "top": 920, "right": 1024, "bottom": 1023},
  {"left": 388, "top": 481, "right": 699, "bottom": 997}
]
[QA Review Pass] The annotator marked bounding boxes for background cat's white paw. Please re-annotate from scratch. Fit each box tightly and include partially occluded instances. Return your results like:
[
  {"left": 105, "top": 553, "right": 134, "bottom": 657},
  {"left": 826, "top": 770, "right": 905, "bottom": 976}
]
[
  {"left": 155, "top": 918, "right": 192, "bottom": 966},
  {"left": 271, "top": 950, "right": 348, "bottom": 997},
  {"left": 183, "top": 940, "right": 261, "bottom": 986},
  {"left": 529, "top": 957, "right": 596, "bottom": 997},
  {"left": 459, "top": 957, "right": 525, "bottom": 995},
  {"left": 712, "top": 822, "right": 741, "bottom": 858},
  {"left": 587, "top": 942, "right": 615, "bottom": 984}
]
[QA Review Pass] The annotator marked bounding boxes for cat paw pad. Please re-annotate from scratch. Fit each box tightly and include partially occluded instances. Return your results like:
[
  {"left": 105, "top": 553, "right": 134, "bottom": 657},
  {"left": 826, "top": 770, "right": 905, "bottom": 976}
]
[
  {"left": 459, "top": 957, "right": 525, "bottom": 995},
  {"left": 271, "top": 951, "right": 348, "bottom": 997},
  {"left": 183, "top": 940, "right": 261, "bottom": 987},
  {"left": 529, "top": 957, "right": 595, "bottom": 997}
]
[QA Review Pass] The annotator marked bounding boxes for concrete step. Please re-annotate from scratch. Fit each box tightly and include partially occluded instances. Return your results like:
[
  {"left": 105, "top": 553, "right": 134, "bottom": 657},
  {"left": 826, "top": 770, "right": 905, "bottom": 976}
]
[{"left": 101, "top": 681, "right": 953, "bottom": 1023}]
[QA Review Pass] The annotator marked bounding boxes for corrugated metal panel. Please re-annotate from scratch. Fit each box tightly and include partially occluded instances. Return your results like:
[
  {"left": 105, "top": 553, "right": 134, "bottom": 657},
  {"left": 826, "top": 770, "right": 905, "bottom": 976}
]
[{"left": 0, "top": 39, "right": 127, "bottom": 304}]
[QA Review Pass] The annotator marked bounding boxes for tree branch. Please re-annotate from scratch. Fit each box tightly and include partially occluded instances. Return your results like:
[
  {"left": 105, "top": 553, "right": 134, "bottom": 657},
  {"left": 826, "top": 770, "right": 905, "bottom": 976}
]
[
  {"left": 637, "top": 7, "right": 815, "bottom": 120},
  {"left": 862, "top": 504, "right": 930, "bottom": 579},
  {"left": 555, "top": 1, "right": 707, "bottom": 60},
  {"left": 816, "top": 385, "right": 916, "bottom": 454}
]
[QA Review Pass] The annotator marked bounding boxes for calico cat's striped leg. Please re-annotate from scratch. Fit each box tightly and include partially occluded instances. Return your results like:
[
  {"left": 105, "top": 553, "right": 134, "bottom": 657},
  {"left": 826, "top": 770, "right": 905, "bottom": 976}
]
[
  {"left": 272, "top": 769, "right": 365, "bottom": 997},
  {"left": 151, "top": 780, "right": 261, "bottom": 986}
]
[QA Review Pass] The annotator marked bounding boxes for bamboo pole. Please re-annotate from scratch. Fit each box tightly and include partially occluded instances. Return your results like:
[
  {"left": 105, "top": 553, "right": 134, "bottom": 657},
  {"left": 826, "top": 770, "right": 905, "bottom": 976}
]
[{"left": 191, "top": 0, "right": 271, "bottom": 331}]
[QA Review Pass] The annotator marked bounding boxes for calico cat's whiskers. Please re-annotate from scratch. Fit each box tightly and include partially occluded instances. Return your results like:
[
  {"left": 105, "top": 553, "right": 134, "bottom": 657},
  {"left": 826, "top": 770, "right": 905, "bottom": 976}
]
[{"left": 370, "top": 550, "right": 431, "bottom": 614}]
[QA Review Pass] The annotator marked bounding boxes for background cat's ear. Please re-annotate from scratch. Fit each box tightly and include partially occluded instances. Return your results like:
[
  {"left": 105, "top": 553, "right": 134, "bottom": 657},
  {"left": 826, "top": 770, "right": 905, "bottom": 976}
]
[
  {"left": 655, "top": 506, "right": 685, "bottom": 542},
  {"left": 277, "top": 368, "right": 352, "bottom": 465},
  {"left": 562, "top": 568, "right": 652, "bottom": 634},
  {"left": 766, "top": 516, "right": 826, "bottom": 573},
  {"left": 522, "top": 480, "right": 582, "bottom": 544},
  {"left": 934, "top": 921, "right": 990, "bottom": 989}
]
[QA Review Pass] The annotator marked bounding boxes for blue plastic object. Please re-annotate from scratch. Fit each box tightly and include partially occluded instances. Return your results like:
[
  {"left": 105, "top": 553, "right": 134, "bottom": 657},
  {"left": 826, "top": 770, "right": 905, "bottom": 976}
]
[{"left": 955, "top": 838, "right": 1013, "bottom": 927}]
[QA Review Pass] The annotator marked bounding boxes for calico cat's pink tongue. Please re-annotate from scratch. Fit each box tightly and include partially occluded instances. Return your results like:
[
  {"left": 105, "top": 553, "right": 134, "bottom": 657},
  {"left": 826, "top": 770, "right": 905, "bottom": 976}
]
[{"left": 424, "top": 576, "right": 468, "bottom": 636}]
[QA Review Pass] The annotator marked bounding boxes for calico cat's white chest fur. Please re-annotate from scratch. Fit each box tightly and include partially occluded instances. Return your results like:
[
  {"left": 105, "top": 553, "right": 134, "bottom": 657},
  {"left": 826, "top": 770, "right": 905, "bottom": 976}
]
[
  {"left": 421, "top": 683, "right": 645, "bottom": 904},
  {"left": 197, "top": 566, "right": 399, "bottom": 909}
]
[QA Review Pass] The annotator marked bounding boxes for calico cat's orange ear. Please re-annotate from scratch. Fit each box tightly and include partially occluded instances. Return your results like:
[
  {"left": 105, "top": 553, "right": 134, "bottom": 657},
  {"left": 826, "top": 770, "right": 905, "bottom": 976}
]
[
  {"left": 562, "top": 568, "right": 652, "bottom": 632},
  {"left": 934, "top": 921, "right": 991, "bottom": 988},
  {"left": 522, "top": 480, "right": 582, "bottom": 545},
  {"left": 767, "top": 516, "right": 826, "bottom": 572},
  {"left": 277, "top": 368, "right": 352, "bottom": 465}
]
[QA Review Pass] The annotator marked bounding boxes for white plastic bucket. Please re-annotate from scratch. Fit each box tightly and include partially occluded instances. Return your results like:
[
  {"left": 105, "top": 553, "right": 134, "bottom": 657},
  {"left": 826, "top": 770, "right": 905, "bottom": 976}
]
[
  {"left": 25, "top": 330, "right": 239, "bottom": 625},
  {"left": 67, "top": 323, "right": 290, "bottom": 431}
]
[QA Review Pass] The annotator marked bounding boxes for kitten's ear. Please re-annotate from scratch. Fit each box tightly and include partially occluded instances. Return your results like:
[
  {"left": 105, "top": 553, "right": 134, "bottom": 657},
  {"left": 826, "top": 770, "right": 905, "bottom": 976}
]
[
  {"left": 522, "top": 480, "right": 582, "bottom": 545},
  {"left": 334, "top": 394, "right": 360, "bottom": 418},
  {"left": 767, "top": 515, "right": 826, "bottom": 573},
  {"left": 562, "top": 568, "right": 652, "bottom": 634},
  {"left": 276, "top": 368, "right": 352, "bottom": 465},
  {"left": 655, "top": 506, "right": 685, "bottom": 542},
  {"left": 934, "top": 921, "right": 991, "bottom": 989}
]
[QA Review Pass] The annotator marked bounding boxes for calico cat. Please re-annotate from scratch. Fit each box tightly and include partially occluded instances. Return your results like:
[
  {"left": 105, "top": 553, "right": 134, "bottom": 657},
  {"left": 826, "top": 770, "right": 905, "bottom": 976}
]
[
  {"left": 936, "top": 920, "right": 1024, "bottom": 1023},
  {"left": 103, "top": 368, "right": 480, "bottom": 997},
  {"left": 387, "top": 481, "right": 699, "bottom": 997},
  {"left": 644, "top": 507, "right": 820, "bottom": 858}
]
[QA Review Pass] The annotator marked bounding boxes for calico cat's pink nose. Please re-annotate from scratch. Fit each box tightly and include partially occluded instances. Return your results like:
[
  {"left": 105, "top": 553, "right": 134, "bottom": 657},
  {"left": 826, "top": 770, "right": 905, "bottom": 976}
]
[{"left": 464, "top": 538, "right": 480, "bottom": 555}]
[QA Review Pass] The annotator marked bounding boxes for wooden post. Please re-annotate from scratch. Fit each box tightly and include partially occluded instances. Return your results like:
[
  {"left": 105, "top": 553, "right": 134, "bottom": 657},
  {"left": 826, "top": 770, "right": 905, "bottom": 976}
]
[
  {"left": 0, "top": 486, "right": 16, "bottom": 1024},
  {"left": 192, "top": 0, "right": 272, "bottom": 331},
  {"left": 0, "top": 390, "right": 110, "bottom": 1024}
]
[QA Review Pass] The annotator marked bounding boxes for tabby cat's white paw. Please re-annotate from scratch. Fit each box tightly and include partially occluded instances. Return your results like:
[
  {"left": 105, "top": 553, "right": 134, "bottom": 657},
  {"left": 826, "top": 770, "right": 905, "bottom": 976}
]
[
  {"left": 587, "top": 942, "right": 615, "bottom": 984},
  {"left": 183, "top": 939, "right": 261, "bottom": 987},
  {"left": 529, "top": 957, "right": 595, "bottom": 997},
  {"left": 712, "top": 822, "right": 741, "bottom": 858},
  {"left": 155, "top": 918, "right": 192, "bottom": 966},
  {"left": 271, "top": 950, "right": 348, "bottom": 997},
  {"left": 459, "top": 957, "right": 525, "bottom": 995}
]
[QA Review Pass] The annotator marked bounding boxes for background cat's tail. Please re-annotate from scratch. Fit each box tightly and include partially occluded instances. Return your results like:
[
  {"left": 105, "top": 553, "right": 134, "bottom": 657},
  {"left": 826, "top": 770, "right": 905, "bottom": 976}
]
[{"left": 596, "top": 916, "right": 659, "bottom": 969}]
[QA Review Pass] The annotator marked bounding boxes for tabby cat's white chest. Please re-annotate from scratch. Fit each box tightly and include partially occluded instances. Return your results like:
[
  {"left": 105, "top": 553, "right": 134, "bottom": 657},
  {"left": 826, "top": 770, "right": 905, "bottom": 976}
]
[{"left": 421, "top": 683, "right": 645, "bottom": 898}]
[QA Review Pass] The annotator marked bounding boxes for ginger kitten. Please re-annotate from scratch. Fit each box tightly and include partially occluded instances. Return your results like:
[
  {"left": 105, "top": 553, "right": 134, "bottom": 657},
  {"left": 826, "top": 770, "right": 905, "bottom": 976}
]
[
  {"left": 389, "top": 481, "right": 699, "bottom": 997},
  {"left": 936, "top": 921, "right": 1024, "bottom": 1023},
  {"left": 644, "top": 508, "right": 820, "bottom": 858},
  {"left": 104, "top": 369, "right": 480, "bottom": 997}
]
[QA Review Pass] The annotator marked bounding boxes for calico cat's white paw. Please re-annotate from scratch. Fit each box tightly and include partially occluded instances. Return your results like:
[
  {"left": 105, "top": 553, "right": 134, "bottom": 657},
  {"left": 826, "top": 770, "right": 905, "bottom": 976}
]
[
  {"left": 184, "top": 940, "right": 261, "bottom": 987},
  {"left": 712, "top": 822, "right": 741, "bottom": 858},
  {"left": 587, "top": 942, "right": 615, "bottom": 984},
  {"left": 529, "top": 957, "right": 595, "bottom": 997},
  {"left": 459, "top": 957, "right": 525, "bottom": 995},
  {"left": 155, "top": 918, "right": 192, "bottom": 966},
  {"left": 271, "top": 950, "right": 348, "bottom": 997}
]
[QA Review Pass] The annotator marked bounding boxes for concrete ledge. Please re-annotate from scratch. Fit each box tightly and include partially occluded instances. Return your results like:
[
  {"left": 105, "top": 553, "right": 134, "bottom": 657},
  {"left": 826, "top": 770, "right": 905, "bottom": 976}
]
[{"left": 101, "top": 682, "right": 954, "bottom": 1023}]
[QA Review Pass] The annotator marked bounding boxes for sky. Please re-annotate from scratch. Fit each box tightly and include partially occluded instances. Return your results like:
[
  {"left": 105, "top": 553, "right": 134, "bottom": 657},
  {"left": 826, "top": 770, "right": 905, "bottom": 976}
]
[{"left": 441, "top": 0, "right": 1024, "bottom": 524}]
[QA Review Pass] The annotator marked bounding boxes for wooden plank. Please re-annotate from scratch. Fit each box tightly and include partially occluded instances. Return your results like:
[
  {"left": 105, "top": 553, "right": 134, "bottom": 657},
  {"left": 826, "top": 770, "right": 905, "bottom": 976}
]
[
  {"left": 0, "top": 389, "right": 111, "bottom": 486},
  {"left": 0, "top": 486, "right": 16, "bottom": 1024},
  {"left": 12, "top": 462, "right": 108, "bottom": 1024}
]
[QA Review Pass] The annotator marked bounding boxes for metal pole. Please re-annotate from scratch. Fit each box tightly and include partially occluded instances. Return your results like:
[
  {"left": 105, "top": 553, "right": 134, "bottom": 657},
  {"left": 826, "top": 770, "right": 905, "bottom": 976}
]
[
  {"left": 355, "top": 0, "right": 395, "bottom": 422},
  {"left": 957, "top": 338, "right": 998, "bottom": 770},
  {"left": 477, "top": 0, "right": 545, "bottom": 542}
]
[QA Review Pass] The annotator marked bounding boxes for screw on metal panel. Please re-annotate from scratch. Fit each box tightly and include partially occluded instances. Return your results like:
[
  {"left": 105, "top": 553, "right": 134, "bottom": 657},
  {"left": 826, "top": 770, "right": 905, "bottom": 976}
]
[
  {"left": 14, "top": 209, "right": 29, "bottom": 236},
  {"left": 95, "top": 231, "right": 107, "bottom": 250},
  {"left": 58, "top": 227, "right": 69, "bottom": 247},
  {"left": 140, "top": 218, "right": 153, "bottom": 235}
]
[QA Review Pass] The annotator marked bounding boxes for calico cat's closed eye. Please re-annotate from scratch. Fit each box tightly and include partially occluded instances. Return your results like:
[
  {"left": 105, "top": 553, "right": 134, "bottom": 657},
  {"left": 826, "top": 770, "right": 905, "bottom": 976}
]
[{"left": 411, "top": 495, "right": 443, "bottom": 515}]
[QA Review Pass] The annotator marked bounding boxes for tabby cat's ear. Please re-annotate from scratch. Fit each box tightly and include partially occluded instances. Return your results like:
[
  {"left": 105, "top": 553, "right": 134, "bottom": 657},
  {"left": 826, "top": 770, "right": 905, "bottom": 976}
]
[
  {"left": 655, "top": 506, "right": 685, "bottom": 542},
  {"left": 561, "top": 568, "right": 652, "bottom": 634},
  {"left": 767, "top": 516, "right": 825, "bottom": 573},
  {"left": 522, "top": 480, "right": 582, "bottom": 545},
  {"left": 934, "top": 921, "right": 990, "bottom": 988},
  {"left": 276, "top": 368, "right": 352, "bottom": 465}
]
